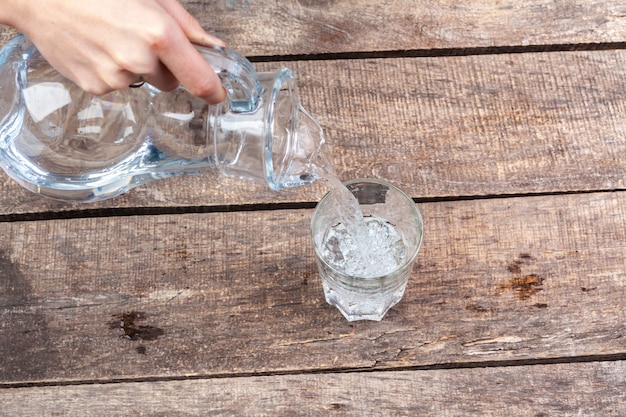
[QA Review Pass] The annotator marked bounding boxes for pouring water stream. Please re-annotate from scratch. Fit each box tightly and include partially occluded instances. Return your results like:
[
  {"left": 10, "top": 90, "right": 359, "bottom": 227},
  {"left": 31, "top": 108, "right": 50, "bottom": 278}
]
[{"left": 309, "top": 142, "right": 407, "bottom": 278}]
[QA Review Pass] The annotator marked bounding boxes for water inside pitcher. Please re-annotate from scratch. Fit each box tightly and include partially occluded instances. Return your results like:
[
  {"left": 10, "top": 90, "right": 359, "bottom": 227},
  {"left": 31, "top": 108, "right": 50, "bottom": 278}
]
[{"left": 0, "top": 35, "right": 325, "bottom": 202}]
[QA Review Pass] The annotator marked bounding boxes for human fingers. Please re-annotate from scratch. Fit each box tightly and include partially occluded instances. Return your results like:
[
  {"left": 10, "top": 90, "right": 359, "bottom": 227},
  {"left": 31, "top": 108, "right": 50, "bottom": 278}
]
[
  {"left": 154, "top": 0, "right": 225, "bottom": 47},
  {"left": 63, "top": 50, "right": 179, "bottom": 96},
  {"left": 90, "top": 29, "right": 179, "bottom": 93},
  {"left": 123, "top": 0, "right": 226, "bottom": 101},
  {"left": 61, "top": 51, "right": 138, "bottom": 95},
  {"left": 137, "top": 61, "right": 180, "bottom": 92},
  {"left": 154, "top": 27, "right": 226, "bottom": 104}
]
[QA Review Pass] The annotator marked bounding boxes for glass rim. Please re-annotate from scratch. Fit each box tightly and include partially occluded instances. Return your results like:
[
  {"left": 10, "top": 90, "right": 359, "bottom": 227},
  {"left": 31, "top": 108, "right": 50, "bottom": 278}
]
[{"left": 311, "top": 177, "right": 424, "bottom": 280}]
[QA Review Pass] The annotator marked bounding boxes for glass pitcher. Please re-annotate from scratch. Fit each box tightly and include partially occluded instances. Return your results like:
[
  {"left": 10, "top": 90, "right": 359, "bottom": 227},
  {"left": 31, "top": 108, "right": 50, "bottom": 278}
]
[{"left": 0, "top": 35, "right": 325, "bottom": 202}]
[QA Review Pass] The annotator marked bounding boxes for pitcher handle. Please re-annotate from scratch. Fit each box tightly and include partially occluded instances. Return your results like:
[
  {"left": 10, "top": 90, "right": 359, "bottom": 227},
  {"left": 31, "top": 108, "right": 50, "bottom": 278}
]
[{"left": 192, "top": 40, "right": 262, "bottom": 113}]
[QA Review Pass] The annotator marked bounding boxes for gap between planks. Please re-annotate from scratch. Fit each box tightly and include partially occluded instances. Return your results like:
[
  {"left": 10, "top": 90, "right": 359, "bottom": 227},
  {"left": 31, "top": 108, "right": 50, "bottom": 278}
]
[
  {"left": 2, "top": 352, "right": 626, "bottom": 390},
  {"left": 247, "top": 41, "right": 626, "bottom": 63},
  {"left": 1, "top": 188, "right": 625, "bottom": 223}
]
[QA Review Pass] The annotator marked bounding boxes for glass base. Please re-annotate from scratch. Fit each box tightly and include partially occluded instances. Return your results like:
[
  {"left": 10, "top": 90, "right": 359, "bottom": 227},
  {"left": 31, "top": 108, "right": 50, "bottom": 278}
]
[{"left": 322, "top": 281, "right": 407, "bottom": 321}]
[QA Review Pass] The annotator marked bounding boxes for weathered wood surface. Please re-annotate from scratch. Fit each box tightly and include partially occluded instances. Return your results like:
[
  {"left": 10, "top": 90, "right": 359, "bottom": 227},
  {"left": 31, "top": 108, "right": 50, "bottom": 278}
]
[
  {"left": 0, "top": 25, "right": 16, "bottom": 46},
  {"left": 2, "top": 1, "right": 626, "bottom": 415},
  {"left": 2, "top": 1, "right": 626, "bottom": 58},
  {"left": 2, "top": 361, "right": 624, "bottom": 416},
  {"left": 189, "top": 0, "right": 626, "bottom": 55},
  {"left": 3, "top": 49, "right": 626, "bottom": 216},
  {"left": 1, "top": 191, "right": 625, "bottom": 385}
]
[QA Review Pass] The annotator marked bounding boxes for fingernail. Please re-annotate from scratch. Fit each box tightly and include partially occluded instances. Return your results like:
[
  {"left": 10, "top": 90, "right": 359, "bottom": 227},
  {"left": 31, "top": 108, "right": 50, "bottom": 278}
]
[
  {"left": 205, "top": 34, "right": 226, "bottom": 47},
  {"left": 189, "top": 33, "right": 226, "bottom": 48},
  {"left": 202, "top": 85, "right": 227, "bottom": 105}
]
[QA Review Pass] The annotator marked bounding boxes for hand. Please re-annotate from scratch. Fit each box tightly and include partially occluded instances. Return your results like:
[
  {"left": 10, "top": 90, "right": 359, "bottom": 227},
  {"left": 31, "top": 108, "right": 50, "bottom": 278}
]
[{"left": 0, "top": 0, "right": 227, "bottom": 103}]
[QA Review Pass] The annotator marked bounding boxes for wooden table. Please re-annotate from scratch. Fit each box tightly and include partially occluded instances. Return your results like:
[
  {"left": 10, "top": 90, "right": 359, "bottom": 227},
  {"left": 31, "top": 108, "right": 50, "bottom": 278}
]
[{"left": 2, "top": 1, "right": 626, "bottom": 415}]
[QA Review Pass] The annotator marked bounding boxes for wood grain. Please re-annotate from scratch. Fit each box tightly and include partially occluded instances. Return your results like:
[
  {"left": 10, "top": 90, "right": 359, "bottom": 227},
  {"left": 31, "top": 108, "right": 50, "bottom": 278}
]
[
  {"left": 185, "top": 0, "right": 626, "bottom": 56},
  {"left": 0, "top": 25, "right": 17, "bottom": 46},
  {"left": 1, "top": 191, "right": 625, "bottom": 384},
  {"left": 2, "top": 49, "right": 626, "bottom": 215},
  {"left": 2, "top": 2, "right": 625, "bottom": 414},
  {"left": 3, "top": 1, "right": 626, "bottom": 57},
  {"left": 1, "top": 360, "right": 624, "bottom": 416}
]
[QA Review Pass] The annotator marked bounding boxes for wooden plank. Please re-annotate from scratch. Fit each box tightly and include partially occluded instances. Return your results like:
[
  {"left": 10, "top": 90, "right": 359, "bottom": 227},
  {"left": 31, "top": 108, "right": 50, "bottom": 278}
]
[
  {"left": 3, "top": 1, "right": 626, "bottom": 57},
  {"left": 0, "top": 25, "right": 17, "bottom": 46},
  {"left": 187, "top": 0, "right": 626, "bottom": 55},
  {"left": 1, "top": 191, "right": 626, "bottom": 384},
  {"left": 2, "top": 49, "right": 626, "bottom": 215},
  {"left": 1, "top": 361, "right": 624, "bottom": 416}
]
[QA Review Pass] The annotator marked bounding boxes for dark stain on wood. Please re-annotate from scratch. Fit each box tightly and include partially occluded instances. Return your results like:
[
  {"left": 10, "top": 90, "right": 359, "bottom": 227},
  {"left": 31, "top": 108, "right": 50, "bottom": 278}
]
[
  {"left": 507, "top": 253, "right": 534, "bottom": 274},
  {"left": 465, "top": 302, "right": 496, "bottom": 313},
  {"left": 108, "top": 311, "right": 165, "bottom": 341},
  {"left": 507, "top": 261, "right": 523, "bottom": 274},
  {"left": 297, "top": 0, "right": 338, "bottom": 7},
  {"left": 0, "top": 249, "right": 30, "bottom": 305},
  {"left": 498, "top": 274, "right": 544, "bottom": 300},
  {"left": 498, "top": 253, "right": 544, "bottom": 300},
  {"left": 0, "top": 249, "right": 57, "bottom": 380}
]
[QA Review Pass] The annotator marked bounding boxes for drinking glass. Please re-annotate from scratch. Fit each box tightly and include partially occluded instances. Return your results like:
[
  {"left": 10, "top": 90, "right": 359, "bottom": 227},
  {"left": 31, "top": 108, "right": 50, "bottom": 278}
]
[{"left": 311, "top": 178, "right": 424, "bottom": 321}]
